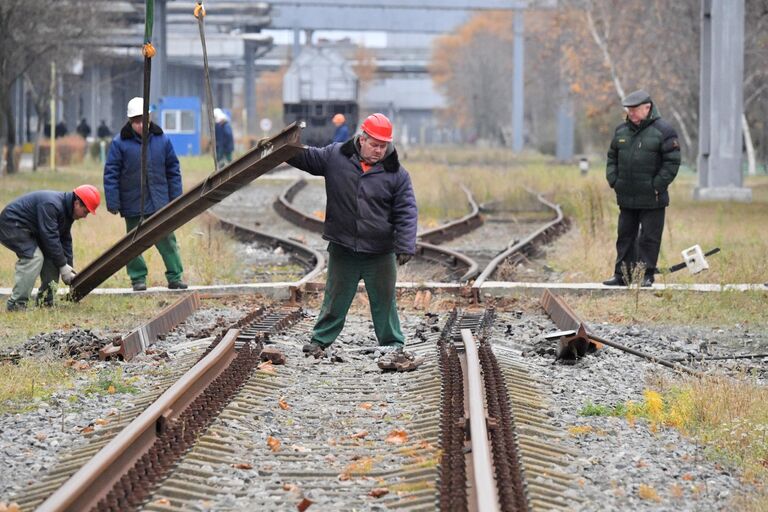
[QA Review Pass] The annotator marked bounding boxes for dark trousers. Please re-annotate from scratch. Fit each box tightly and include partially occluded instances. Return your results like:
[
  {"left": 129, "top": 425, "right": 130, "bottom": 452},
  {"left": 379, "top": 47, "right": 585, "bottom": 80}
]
[
  {"left": 613, "top": 207, "right": 666, "bottom": 279},
  {"left": 311, "top": 242, "right": 405, "bottom": 348}
]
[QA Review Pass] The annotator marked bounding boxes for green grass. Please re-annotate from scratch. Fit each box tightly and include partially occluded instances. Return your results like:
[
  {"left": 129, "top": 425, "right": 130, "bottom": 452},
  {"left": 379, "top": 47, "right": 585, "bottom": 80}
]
[
  {"left": 82, "top": 367, "right": 139, "bottom": 395},
  {"left": 0, "top": 357, "right": 72, "bottom": 413}
]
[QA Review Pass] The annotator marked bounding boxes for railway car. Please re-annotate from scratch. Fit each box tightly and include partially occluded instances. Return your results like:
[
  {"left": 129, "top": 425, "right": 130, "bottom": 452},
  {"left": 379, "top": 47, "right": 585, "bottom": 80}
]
[{"left": 282, "top": 47, "right": 359, "bottom": 147}]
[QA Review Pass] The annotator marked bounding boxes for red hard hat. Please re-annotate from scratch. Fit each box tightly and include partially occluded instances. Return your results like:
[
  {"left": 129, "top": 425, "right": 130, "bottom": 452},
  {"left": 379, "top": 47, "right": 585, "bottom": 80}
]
[
  {"left": 73, "top": 184, "right": 101, "bottom": 214},
  {"left": 361, "top": 113, "right": 393, "bottom": 142}
]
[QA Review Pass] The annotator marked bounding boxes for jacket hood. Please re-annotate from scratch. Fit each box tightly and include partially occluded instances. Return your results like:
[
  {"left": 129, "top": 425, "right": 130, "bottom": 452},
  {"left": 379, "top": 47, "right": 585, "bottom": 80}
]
[
  {"left": 120, "top": 121, "right": 164, "bottom": 140},
  {"left": 340, "top": 135, "right": 400, "bottom": 172}
]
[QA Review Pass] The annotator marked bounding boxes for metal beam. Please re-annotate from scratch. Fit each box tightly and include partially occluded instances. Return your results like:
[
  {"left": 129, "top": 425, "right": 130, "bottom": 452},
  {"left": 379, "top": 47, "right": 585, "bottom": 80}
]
[{"left": 267, "top": 0, "right": 536, "bottom": 9}]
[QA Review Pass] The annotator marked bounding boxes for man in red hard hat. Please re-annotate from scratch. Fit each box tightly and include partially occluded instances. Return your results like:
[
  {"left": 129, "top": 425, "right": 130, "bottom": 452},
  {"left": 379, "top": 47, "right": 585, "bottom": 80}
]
[
  {"left": 0, "top": 185, "right": 100, "bottom": 311},
  {"left": 287, "top": 113, "right": 419, "bottom": 367}
]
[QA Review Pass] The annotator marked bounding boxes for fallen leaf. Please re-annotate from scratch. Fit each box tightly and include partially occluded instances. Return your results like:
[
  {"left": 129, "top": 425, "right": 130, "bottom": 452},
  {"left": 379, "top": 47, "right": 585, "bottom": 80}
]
[
  {"left": 297, "top": 497, "right": 313, "bottom": 511},
  {"left": 94, "top": 418, "right": 109, "bottom": 426},
  {"left": 359, "top": 402, "right": 373, "bottom": 410},
  {"left": 278, "top": 398, "right": 290, "bottom": 410},
  {"left": 35, "top": 432, "right": 47, "bottom": 441},
  {"left": 350, "top": 430, "right": 369, "bottom": 439},
  {"left": 105, "top": 408, "right": 119, "bottom": 416},
  {"left": 290, "top": 444, "right": 309, "bottom": 453},
  {"left": 80, "top": 425, "right": 94, "bottom": 434},
  {"left": 267, "top": 436, "right": 281, "bottom": 452},
  {"left": 74, "top": 361, "right": 90, "bottom": 371},
  {"left": 257, "top": 361, "right": 276, "bottom": 374},
  {"left": 682, "top": 473, "right": 694, "bottom": 481},
  {"left": 369, "top": 487, "right": 389, "bottom": 498},
  {"left": 153, "top": 498, "right": 171, "bottom": 506},
  {"left": 385, "top": 429, "right": 408, "bottom": 445},
  {"left": 638, "top": 484, "right": 661, "bottom": 502},
  {"left": 107, "top": 385, "right": 116, "bottom": 394},
  {"left": 635, "top": 459, "right": 648, "bottom": 468},
  {"left": 231, "top": 463, "right": 253, "bottom": 470},
  {"left": 338, "top": 472, "right": 350, "bottom": 481},
  {"left": 283, "top": 483, "right": 299, "bottom": 492}
]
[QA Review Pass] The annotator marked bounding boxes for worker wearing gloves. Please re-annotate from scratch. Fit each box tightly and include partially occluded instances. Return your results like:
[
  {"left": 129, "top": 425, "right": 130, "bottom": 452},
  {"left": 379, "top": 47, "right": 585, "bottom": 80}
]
[
  {"left": 288, "top": 113, "right": 418, "bottom": 361},
  {"left": 0, "top": 185, "right": 100, "bottom": 311},
  {"left": 104, "top": 97, "right": 187, "bottom": 292}
]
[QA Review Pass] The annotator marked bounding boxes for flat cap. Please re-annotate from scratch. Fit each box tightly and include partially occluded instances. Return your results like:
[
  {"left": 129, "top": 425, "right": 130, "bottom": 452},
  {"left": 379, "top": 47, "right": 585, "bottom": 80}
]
[{"left": 622, "top": 89, "right": 652, "bottom": 107}]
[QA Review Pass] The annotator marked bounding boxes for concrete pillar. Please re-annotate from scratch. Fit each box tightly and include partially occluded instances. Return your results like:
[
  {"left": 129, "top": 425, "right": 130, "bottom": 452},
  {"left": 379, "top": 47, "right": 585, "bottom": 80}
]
[
  {"left": 694, "top": 0, "right": 751, "bottom": 201},
  {"left": 244, "top": 40, "right": 256, "bottom": 136},
  {"left": 556, "top": 98, "right": 574, "bottom": 162},
  {"left": 150, "top": 0, "right": 167, "bottom": 103},
  {"left": 511, "top": 12, "right": 525, "bottom": 152}
]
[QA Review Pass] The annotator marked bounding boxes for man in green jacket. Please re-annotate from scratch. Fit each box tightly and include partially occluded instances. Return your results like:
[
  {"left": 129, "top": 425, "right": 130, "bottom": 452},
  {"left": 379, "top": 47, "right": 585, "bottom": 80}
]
[{"left": 603, "top": 90, "right": 681, "bottom": 287}]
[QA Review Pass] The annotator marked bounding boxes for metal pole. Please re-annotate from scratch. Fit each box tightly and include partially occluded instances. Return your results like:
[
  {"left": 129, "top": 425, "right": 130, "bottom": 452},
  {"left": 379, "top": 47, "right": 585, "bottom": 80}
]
[
  {"left": 244, "top": 40, "right": 256, "bottom": 136},
  {"left": 511, "top": 12, "right": 525, "bottom": 152},
  {"left": 50, "top": 61, "right": 56, "bottom": 170},
  {"left": 588, "top": 333, "right": 704, "bottom": 378}
]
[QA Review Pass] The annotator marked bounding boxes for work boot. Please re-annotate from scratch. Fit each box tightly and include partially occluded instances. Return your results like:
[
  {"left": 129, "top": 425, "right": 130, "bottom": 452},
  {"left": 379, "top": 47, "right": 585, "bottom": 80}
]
[
  {"left": 641, "top": 275, "right": 654, "bottom": 288},
  {"left": 168, "top": 281, "right": 188, "bottom": 290},
  {"left": 132, "top": 281, "right": 147, "bottom": 292},
  {"left": 302, "top": 341, "right": 325, "bottom": 358},
  {"left": 602, "top": 275, "right": 626, "bottom": 286},
  {"left": 6, "top": 299, "right": 27, "bottom": 312},
  {"left": 378, "top": 349, "right": 424, "bottom": 372}
]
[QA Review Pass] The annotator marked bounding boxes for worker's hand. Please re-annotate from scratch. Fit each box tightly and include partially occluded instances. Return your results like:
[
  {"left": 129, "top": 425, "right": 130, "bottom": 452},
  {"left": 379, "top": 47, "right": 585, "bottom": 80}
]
[
  {"left": 396, "top": 254, "right": 412, "bottom": 266},
  {"left": 59, "top": 264, "right": 77, "bottom": 285}
]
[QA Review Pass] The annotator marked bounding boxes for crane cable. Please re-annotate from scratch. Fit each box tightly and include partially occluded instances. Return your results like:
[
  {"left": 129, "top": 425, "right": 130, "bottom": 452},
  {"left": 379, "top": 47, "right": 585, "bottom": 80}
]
[
  {"left": 135, "top": 0, "right": 155, "bottom": 239},
  {"left": 195, "top": 2, "right": 219, "bottom": 174}
]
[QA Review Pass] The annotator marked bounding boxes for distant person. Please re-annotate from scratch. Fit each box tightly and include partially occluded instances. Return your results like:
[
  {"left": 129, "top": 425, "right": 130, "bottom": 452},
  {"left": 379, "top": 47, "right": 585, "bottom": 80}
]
[
  {"left": 55, "top": 120, "right": 68, "bottom": 138},
  {"left": 104, "top": 97, "right": 187, "bottom": 292},
  {"left": 76, "top": 118, "right": 91, "bottom": 139},
  {"left": 96, "top": 120, "right": 112, "bottom": 139},
  {"left": 603, "top": 90, "right": 681, "bottom": 288},
  {"left": 288, "top": 113, "right": 418, "bottom": 367},
  {"left": 331, "top": 113, "right": 349, "bottom": 143},
  {"left": 0, "top": 185, "right": 100, "bottom": 311},
  {"left": 213, "top": 108, "right": 234, "bottom": 166}
]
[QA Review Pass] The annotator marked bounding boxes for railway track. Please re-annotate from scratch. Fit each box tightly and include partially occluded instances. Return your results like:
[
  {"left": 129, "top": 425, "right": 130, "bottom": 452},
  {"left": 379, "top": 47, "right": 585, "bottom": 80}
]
[{"left": 21, "top": 304, "right": 578, "bottom": 511}]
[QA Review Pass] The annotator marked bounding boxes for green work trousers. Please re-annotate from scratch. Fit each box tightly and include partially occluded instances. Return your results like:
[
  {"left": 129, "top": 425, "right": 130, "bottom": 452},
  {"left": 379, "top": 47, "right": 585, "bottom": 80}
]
[
  {"left": 9, "top": 247, "right": 59, "bottom": 307},
  {"left": 124, "top": 216, "right": 184, "bottom": 285},
  {"left": 311, "top": 242, "right": 404, "bottom": 348}
]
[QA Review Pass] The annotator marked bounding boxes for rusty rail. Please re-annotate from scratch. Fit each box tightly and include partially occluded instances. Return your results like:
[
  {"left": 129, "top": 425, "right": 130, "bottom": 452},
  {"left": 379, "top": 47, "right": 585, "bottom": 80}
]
[
  {"left": 472, "top": 189, "right": 568, "bottom": 300},
  {"left": 540, "top": 289, "right": 703, "bottom": 377},
  {"left": 38, "top": 329, "right": 242, "bottom": 512},
  {"left": 418, "top": 185, "right": 483, "bottom": 244},
  {"left": 99, "top": 292, "right": 202, "bottom": 361},
  {"left": 70, "top": 123, "right": 304, "bottom": 301}
]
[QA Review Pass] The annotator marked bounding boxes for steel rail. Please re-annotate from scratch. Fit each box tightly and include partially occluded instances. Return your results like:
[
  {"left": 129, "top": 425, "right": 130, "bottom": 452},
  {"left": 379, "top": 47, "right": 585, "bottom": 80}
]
[
  {"left": 274, "top": 178, "right": 480, "bottom": 281},
  {"left": 461, "top": 329, "right": 502, "bottom": 512},
  {"left": 472, "top": 189, "right": 568, "bottom": 300},
  {"left": 37, "top": 329, "right": 240, "bottom": 512},
  {"left": 418, "top": 185, "right": 483, "bottom": 244},
  {"left": 69, "top": 122, "right": 304, "bottom": 301},
  {"left": 205, "top": 210, "right": 326, "bottom": 296}
]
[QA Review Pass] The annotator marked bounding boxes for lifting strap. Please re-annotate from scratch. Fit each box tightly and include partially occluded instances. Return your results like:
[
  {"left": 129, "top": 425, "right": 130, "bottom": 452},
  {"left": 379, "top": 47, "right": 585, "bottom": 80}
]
[
  {"left": 195, "top": 2, "right": 219, "bottom": 173},
  {"left": 136, "top": 0, "right": 155, "bottom": 239}
]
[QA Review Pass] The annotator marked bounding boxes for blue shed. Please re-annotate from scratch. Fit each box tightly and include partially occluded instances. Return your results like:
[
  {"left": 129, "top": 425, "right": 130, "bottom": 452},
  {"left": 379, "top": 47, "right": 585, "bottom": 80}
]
[{"left": 155, "top": 96, "right": 201, "bottom": 156}]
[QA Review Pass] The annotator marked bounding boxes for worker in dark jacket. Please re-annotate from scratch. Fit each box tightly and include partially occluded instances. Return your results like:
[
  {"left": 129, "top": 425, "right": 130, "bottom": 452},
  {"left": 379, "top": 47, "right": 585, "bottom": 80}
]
[
  {"left": 103, "top": 97, "right": 187, "bottom": 292},
  {"left": 288, "top": 113, "right": 418, "bottom": 358},
  {"left": 214, "top": 108, "right": 234, "bottom": 166},
  {"left": 603, "top": 90, "right": 681, "bottom": 287},
  {"left": 0, "top": 185, "right": 100, "bottom": 311}
]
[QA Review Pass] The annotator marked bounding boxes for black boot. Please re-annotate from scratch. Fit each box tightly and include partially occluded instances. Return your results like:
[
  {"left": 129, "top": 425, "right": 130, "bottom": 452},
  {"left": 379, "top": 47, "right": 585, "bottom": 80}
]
[{"left": 602, "top": 275, "right": 626, "bottom": 286}]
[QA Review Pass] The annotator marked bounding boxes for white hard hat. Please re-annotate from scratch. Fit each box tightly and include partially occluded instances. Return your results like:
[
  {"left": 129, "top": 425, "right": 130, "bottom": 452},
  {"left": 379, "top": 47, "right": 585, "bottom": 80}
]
[
  {"left": 213, "top": 108, "right": 228, "bottom": 123},
  {"left": 127, "top": 97, "right": 147, "bottom": 118}
]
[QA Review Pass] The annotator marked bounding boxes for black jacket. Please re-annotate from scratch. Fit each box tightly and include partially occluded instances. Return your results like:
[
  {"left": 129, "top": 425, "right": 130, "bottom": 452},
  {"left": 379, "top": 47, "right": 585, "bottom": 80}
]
[
  {"left": 287, "top": 137, "right": 418, "bottom": 255},
  {"left": 0, "top": 191, "right": 75, "bottom": 267},
  {"left": 606, "top": 104, "right": 681, "bottom": 209}
]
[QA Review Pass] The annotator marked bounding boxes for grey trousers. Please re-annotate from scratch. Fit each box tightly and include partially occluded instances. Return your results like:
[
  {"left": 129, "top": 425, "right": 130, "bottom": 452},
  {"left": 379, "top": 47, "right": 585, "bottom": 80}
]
[{"left": 9, "top": 247, "right": 59, "bottom": 307}]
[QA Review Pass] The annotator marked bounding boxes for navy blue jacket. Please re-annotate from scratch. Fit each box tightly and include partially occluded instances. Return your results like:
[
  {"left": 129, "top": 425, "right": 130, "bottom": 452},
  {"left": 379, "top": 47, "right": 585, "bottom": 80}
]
[
  {"left": 288, "top": 137, "right": 418, "bottom": 255},
  {"left": 332, "top": 124, "right": 350, "bottom": 143},
  {"left": 215, "top": 121, "right": 234, "bottom": 156},
  {"left": 0, "top": 191, "right": 75, "bottom": 268},
  {"left": 104, "top": 122, "right": 182, "bottom": 217}
]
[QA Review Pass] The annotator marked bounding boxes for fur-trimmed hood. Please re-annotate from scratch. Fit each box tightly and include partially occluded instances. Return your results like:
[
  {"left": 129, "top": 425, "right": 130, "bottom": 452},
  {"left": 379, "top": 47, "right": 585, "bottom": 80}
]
[
  {"left": 120, "top": 121, "right": 164, "bottom": 140},
  {"left": 339, "top": 135, "right": 400, "bottom": 172}
]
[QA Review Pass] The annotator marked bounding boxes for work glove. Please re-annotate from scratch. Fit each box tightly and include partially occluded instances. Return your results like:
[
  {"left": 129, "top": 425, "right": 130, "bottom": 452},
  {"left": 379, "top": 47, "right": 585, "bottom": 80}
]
[
  {"left": 396, "top": 254, "right": 412, "bottom": 266},
  {"left": 59, "top": 264, "right": 77, "bottom": 285}
]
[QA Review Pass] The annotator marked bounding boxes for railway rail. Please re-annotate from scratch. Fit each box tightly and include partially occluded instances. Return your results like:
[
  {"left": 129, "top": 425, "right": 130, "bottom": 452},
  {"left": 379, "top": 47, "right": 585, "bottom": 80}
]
[{"left": 21, "top": 303, "right": 577, "bottom": 511}]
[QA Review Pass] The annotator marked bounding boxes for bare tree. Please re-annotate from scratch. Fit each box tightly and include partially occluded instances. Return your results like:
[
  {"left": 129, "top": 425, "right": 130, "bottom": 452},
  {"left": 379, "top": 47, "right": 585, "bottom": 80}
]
[{"left": 0, "top": 0, "right": 115, "bottom": 174}]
